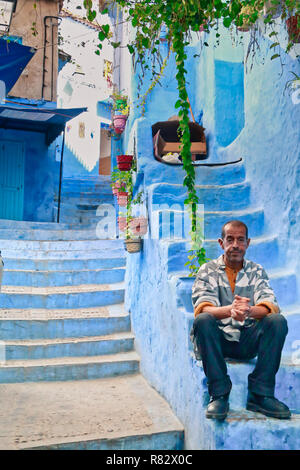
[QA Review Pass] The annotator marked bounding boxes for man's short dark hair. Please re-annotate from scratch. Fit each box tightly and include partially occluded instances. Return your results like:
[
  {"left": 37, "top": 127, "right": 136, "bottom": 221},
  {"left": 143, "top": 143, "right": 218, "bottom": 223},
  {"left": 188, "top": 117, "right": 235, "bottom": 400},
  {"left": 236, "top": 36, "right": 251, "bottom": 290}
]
[{"left": 221, "top": 220, "right": 249, "bottom": 239}]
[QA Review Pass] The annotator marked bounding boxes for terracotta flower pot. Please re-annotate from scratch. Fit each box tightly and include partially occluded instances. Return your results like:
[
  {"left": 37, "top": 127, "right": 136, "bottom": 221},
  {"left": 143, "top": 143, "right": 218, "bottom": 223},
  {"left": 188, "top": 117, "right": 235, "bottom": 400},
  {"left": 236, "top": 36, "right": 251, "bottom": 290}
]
[
  {"left": 286, "top": 15, "right": 300, "bottom": 43},
  {"left": 237, "top": 25, "right": 251, "bottom": 32},
  {"left": 112, "top": 180, "right": 126, "bottom": 195},
  {"left": 113, "top": 115, "right": 128, "bottom": 134},
  {"left": 124, "top": 238, "right": 142, "bottom": 253},
  {"left": 116, "top": 154, "right": 133, "bottom": 171},
  {"left": 129, "top": 217, "right": 148, "bottom": 236},
  {"left": 117, "top": 191, "right": 128, "bottom": 207},
  {"left": 118, "top": 216, "right": 127, "bottom": 231}
]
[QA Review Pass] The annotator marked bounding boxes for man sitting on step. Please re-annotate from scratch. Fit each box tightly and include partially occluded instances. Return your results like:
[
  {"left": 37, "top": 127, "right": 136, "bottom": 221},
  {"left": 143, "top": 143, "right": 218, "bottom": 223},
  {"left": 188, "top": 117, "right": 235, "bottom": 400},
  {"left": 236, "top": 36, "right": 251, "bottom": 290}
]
[{"left": 191, "top": 220, "right": 291, "bottom": 420}]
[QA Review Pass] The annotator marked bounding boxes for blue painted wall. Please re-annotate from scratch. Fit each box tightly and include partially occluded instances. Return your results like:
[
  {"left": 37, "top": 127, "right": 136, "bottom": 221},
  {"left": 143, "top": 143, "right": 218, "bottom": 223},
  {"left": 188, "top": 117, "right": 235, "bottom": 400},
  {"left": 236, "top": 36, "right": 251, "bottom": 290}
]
[
  {"left": 214, "top": 59, "right": 245, "bottom": 147},
  {"left": 62, "top": 142, "right": 99, "bottom": 178}
]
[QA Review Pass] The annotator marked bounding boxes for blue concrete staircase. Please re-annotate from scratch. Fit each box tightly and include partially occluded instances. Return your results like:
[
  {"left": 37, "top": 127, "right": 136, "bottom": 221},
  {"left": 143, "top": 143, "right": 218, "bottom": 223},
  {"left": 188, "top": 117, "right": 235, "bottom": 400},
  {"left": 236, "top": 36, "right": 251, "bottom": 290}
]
[
  {"left": 0, "top": 176, "right": 184, "bottom": 450},
  {"left": 55, "top": 175, "right": 114, "bottom": 226},
  {"left": 146, "top": 159, "right": 300, "bottom": 449}
]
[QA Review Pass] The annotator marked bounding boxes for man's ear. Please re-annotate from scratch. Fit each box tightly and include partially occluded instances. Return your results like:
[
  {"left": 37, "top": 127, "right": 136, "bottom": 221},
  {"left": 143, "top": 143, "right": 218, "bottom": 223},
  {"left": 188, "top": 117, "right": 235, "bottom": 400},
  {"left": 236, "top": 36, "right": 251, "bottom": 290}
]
[
  {"left": 246, "top": 238, "right": 251, "bottom": 249},
  {"left": 218, "top": 238, "right": 224, "bottom": 249}
]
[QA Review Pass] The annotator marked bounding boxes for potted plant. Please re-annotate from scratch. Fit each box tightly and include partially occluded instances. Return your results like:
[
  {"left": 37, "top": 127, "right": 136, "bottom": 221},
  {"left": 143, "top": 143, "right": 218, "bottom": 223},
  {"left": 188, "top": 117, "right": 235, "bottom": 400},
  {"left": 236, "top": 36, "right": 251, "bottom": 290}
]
[
  {"left": 116, "top": 154, "right": 134, "bottom": 171},
  {"left": 286, "top": 15, "right": 300, "bottom": 43},
  {"left": 111, "top": 180, "right": 126, "bottom": 195},
  {"left": 118, "top": 215, "right": 127, "bottom": 231},
  {"left": 111, "top": 90, "right": 130, "bottom": 135},
  {"left": 124, "top": 237, "right": 143, "bottom": 253},
  {"left": 129, "top": 216, "right": 148, "bottom": 236},
  {"left": 117, "top": 190, "right": 129, "bottom": 207},
  {"left": 111, "top": 166, "right": 132, "bottom": 195}
]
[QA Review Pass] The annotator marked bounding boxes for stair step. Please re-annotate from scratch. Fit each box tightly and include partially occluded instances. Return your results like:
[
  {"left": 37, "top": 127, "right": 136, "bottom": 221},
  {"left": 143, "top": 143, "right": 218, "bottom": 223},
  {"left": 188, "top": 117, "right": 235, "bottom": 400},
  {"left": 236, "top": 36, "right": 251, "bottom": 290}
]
[
  {"left": 149, "top": 181, "right": 251, "bottom": 211},
  {"left": 205, "top": 410, "right": 300, "bottom": 450},
  {"left": 191, "top": 355, "right": 300, "bottom": 412},
  {"left": 145, "top": 158, "right": 246, "bottom": 186},
  {"left": 0, "top": 219, "right": 71, "bottom": 230},
  {"left": 280, "top": 312, "right": 300, "bottom": 357},
  {"left": 0, "top": 228, "right": 109, "bottom": 241},
  {"left": 4, "top": 332, "right": 135, "bottom": 360},
  {"left": 1, "top": 249, "right": 125, "bottom": 260},
  {"left": 0, "top": 283, "right": 125, "bottom": 309},
  {"left": 0, "top": 374, "right": 184, "bottom": 449},
  {"left": 0, "top": 351, "right": 140, "bottom": 383},
  {"left": 0, "top": 304, "right": 130, "bottom": 339},
  {"left": 2, "top": 267, "right": 125, "bottom": 287},
  {"left": 3, "top": 257, "right": 126, "bottom": 271},
  {"left": 59, "top": 196, "right": 114, "bottom": 206},
  {"left": 153, "top": 207, "right": 265, "bottom": 240},
  {"left": 0, "top": 239, "right": 124, "bottom": 251}
]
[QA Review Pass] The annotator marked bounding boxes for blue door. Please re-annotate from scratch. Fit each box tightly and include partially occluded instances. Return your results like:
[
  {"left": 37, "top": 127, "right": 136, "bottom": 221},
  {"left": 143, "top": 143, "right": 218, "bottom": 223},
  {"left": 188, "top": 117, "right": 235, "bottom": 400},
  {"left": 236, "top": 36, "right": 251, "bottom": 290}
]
[{"left": 0, "top": 140, "right": 25, "bottom": 220}]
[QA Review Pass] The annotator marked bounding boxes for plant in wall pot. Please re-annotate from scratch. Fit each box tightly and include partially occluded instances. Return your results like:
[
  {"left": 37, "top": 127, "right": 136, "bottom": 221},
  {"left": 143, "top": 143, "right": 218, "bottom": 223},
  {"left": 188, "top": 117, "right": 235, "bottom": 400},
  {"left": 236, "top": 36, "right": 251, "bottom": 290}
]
[
  {"left": 286, "top": 14, "right": 300, "bottom": 43},
  {"left": 111, "top": 180, "right": 126, "bottom": 195},
  {"left": 117, "top": 190, "right": 129, "bottom": 207},
  {"left": 129, "top": 216, "right": 148, "bottom": 236},
  {"left": 124, "top": 190, "right": 146, "bottom": 254},
  {"left": 111, "top": 90, "right": 129, "bottom": 135},
  {"left": 116, "top": 154, "right": 134, "bottom": 171},
  {"left": 118, "top": 215, "right": 127, "bottom": 231},
  {"left": 110, "top": 167, "right": 128, "bottom": 195}
]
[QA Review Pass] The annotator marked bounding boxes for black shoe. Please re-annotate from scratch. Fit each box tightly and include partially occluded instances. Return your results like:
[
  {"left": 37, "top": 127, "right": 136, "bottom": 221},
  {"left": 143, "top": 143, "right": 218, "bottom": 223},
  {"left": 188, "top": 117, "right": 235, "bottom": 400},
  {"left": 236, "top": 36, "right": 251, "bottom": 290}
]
[
  {"left": 246, "top": 391, "right": 291, "bottom": 419},
  {"left": 206, "top": 394, "right": 229, "bottom": 420}
]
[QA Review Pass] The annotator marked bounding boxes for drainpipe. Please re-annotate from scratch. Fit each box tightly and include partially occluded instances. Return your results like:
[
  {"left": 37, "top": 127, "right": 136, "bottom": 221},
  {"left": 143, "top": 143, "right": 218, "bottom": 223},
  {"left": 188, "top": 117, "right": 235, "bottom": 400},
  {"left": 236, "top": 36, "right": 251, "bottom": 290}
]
[
  {"left": 42, "top": 16, "right": 61, "bottom": 101},
  {"left": 57, "top": 130, "right": 65, "bottom": 224}
]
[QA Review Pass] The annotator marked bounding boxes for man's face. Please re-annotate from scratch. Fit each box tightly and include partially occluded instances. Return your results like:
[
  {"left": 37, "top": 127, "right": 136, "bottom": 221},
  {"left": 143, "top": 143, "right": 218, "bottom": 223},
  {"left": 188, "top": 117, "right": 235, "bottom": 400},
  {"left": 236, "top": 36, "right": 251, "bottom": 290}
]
[{"left": 218, "top": 224, "right": 250, "bottom": 266}]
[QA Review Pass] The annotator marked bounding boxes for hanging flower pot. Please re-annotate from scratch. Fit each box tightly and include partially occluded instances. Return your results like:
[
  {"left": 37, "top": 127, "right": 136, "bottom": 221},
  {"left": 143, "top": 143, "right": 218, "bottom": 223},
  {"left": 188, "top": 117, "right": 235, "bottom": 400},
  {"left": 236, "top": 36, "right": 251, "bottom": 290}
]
[
  {"left": 112, "top": 180, "right": 126, "bottom": 196},
  {"left": 124, "top": 238, "right": 142, "bottom": 253},
  {"left": 117, "top": 154, "right": 133, "bottom": 171},
  {"left": 113, "top": 114, "right": 128, "bottom": 134},
  {"left": 117, "top": 191, "right": 128, "bottom": 207},
  {"left": 237, "top": 25, "right": 251, "bottom": 32},
  {"left": 199, "top": 21, "right": 208, "bottom": 32},
  {"left": 129, "top": 216, "right": 148, "bottom": 236},
  {"left": 118, "top": 216, "right": 127, "bottom": 231},
  {"left": 286, "top": 15, "right": 300, "bottom": 43}
]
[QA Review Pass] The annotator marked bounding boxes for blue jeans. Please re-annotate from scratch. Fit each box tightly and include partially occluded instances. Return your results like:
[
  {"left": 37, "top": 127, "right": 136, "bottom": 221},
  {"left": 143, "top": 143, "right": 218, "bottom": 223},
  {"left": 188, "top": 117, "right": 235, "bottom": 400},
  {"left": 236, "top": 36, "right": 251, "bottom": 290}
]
[{"left": 192, "top": 313, "right": 288, "bottom": 398}]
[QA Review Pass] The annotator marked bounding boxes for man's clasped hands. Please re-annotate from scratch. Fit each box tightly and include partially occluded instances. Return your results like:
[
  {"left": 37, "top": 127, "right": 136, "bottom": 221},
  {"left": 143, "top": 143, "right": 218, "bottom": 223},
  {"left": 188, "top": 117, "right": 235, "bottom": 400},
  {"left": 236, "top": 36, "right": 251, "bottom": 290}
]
[{"left": 230, "top": 295, "right": 251, "bottom": 322}]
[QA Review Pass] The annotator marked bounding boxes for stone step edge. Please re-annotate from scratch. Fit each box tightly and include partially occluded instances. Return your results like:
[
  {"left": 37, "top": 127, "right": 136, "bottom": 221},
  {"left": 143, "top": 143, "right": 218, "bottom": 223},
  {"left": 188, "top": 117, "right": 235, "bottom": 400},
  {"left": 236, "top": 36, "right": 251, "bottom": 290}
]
[
  {"left": 149, "top": 180, "right": 250, "bottom": 190},
  {"left": 218, "top": 409, "right": 300, "bottom": 423},
  {"left": 1, "top": 282, "right": 125, "bottom": 294},
  {"left": 162, "top": 234, "right": 277, "bottom": 246},
  {"left": 1, "top": 351, "right": 140, "bottom": 367},
  {"left": 24, "top": 429, "right": 184, "bottom": 451},
  {"left": 153, "top": 206, "right": 264, "bottom": 216},
  {"left": 190, "top": 351, "right": 300, "bottom": 370},
  {"left": 0, "top": 304, "right": 128, "bottom": 320},
  {"left": 3, "top": 332, "right": 135, "bottom": 346},
  {"left": 2, "top": 267, "right": 125, "bottom": 274}
]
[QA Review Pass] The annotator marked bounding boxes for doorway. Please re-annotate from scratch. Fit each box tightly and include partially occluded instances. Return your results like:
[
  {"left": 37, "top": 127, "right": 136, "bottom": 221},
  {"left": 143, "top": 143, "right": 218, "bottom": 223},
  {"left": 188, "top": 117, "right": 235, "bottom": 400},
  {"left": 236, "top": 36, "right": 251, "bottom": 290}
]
[{"left": 0, "top": 140, "right": 25, "bottom": 220}]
